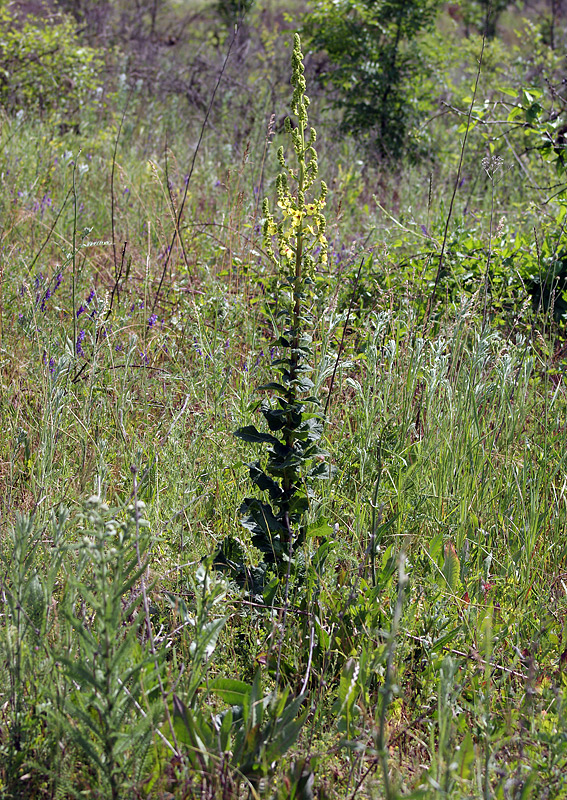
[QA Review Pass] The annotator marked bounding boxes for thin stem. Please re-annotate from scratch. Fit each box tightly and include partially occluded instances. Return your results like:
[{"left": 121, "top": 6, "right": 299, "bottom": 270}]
[
  {"left": 151, "top": 26, "right": 238, "bottom": 314},
  {"left": 72, "top": 158, "right": 78, "bottom": 366},
  {"left": 376, "top": 553, "right": 407, "bottom": 800},
  {"left": 111, "top": 89, "right": 131, "bottom": 281},
  {"left": 323, "top": 257, "right": 364, "bottom": 419},
  {"left": 424, "top": 32, "right": 486, "bottom": 330}
]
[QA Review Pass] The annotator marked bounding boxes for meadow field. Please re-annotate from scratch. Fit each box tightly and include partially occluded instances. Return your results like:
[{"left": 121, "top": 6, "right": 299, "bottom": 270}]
[{"left": 1, "top": 1, "right": 567, "bottom": 797}]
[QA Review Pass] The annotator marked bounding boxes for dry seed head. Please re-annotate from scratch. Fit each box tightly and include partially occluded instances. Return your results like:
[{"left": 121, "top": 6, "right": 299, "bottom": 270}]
[{"left": 482, "top": 154, "right": 504, "bottom": 177}]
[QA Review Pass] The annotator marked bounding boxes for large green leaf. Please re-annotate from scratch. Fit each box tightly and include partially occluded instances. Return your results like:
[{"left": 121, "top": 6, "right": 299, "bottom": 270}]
[{"left": 208, "top": 677, "right": 251, "bottom": 707}]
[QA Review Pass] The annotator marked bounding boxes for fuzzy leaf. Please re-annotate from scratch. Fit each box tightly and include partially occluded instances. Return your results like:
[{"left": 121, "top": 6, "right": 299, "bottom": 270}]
[
  {"left": 308, "top": 461, "right": 330, "bottom": 479},
  {"left": 248, "top": 463, "right": 283, "bottom": 499},
  {"left": 240, "top": 498, "right": 286, "bottom": 535},
  {"left": 189, "top": 616, "right": 227, "bottom": 662},
  {"left": 308, "top": 519, "right": 334, "bottom": 539},
  {"left": 258, "top": 382, "right": 289, "bottom": 393},
  {"left": 261, "top": 406, "right": 287, "bottom": 431},
  {"left": 234, "top": 425, "right": 280, "bottom": 446},
  {"left": 291, "top": 376, "right": 315, "bottom": 392}
]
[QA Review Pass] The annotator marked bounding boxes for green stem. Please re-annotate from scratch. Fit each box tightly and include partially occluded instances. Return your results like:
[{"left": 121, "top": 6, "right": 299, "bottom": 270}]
[{"left": 284, "top": 103, "right": 306, "bottom": 501}]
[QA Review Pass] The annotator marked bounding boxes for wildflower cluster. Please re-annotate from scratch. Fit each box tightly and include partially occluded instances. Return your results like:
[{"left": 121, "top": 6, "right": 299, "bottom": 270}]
[
  {"left": 36, "top": 271, "right": 63, "bottom": 312},
  {"left": 76, "top": 288, "right": 95, "bottom": 318}
]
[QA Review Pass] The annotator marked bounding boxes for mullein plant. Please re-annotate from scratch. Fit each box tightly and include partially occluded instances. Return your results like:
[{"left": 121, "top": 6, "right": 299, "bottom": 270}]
[{"left": 229, "top": 35, "right": 331, "bottom": 591}]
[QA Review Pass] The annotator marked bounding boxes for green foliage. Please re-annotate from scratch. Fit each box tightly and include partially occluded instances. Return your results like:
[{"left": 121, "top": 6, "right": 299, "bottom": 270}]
[
  {"left": 0, "top": 509, "right": 66, "bottom": 796},
  {"left": 0, "top": 5, "right": 103, "bottom": 119},
  {"left": 173, "top": 670, "right": 307, "bottom": 795},
  {"left": 57, "top": 496, "right": 162, "bottom": 799},
  {"left": 303, "top": 0, "right": 441, "bottom": 161},
  {"left": 166, "top": 562, "right": 229, "bottom": 708},
  {"left": 215, "top": 0, "right": 255, "bottom": 28},
  {"left": 3, "top": 4, "right": 567, "bottom": 797}
]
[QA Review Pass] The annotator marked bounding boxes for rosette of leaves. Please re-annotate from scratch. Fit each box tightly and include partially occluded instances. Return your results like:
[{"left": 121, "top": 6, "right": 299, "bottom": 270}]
[{"left": 220, "top": 36, "right": 330, "bottom": 594}]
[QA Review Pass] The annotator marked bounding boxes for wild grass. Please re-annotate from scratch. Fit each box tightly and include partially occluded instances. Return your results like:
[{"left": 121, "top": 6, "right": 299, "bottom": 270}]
[{"left": 1, "top": 12, "right": 567, "bottom": 799}]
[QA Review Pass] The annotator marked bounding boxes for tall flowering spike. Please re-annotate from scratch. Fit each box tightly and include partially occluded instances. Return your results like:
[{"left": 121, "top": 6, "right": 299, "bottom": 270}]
[
  {"left": 228, "top": 34, "right": 332, "bottom": 582},
  {"left": 291, "top": 33, "right": 308, "bottom": 123},
  {"left": 262, "top": 34, "right": 328, "bottom": 285}
]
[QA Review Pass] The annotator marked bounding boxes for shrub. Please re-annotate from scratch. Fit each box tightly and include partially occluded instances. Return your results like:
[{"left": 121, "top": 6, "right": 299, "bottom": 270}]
[
  {"left": 303, "top": 0, "right": 441, "bottom": 162},
  {"left": 0, "top": 5, "right": 103, "bottom": 120}
]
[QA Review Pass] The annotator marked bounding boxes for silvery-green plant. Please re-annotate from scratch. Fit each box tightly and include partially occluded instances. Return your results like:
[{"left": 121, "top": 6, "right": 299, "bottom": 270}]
[
  {"left": 0, "top": 506, "right": 68, "bottom": 795},
  {"left": 57, "top": 496, "right": 162, "bottom": 799}
]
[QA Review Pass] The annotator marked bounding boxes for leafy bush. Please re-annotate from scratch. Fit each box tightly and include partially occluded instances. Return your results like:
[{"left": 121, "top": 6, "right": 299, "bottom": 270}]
[
  {"left": 459, "top": 0, "right": 512, "bottom": 38},
  {"left": 303, "top": 0, "right": 441, "bottom": 162},
  {"left": 0, "top": 5, "right": 103, "bottom": 120}
]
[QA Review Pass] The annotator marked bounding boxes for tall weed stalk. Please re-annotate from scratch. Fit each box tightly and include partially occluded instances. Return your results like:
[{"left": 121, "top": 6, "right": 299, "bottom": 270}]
[{"left": 230, "top": 34, "right": 330, "bottom": 587}]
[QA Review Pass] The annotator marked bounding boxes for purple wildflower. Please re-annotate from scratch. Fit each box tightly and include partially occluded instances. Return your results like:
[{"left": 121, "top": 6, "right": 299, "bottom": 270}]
[
  {"left": 40, "top": 288, "right": 51, "bottom": 312},
  {"left": 148, "top": 314, "right": 158, "bottom": 328},
  {"left": 77, "top": 305, "right": 86, "bottom": 318},
  {"left": 86, "top": 289, "right": 95, "bottom": 304},
  {"left": 76, "top": 330, "right": 86, "bottom": 357}
]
